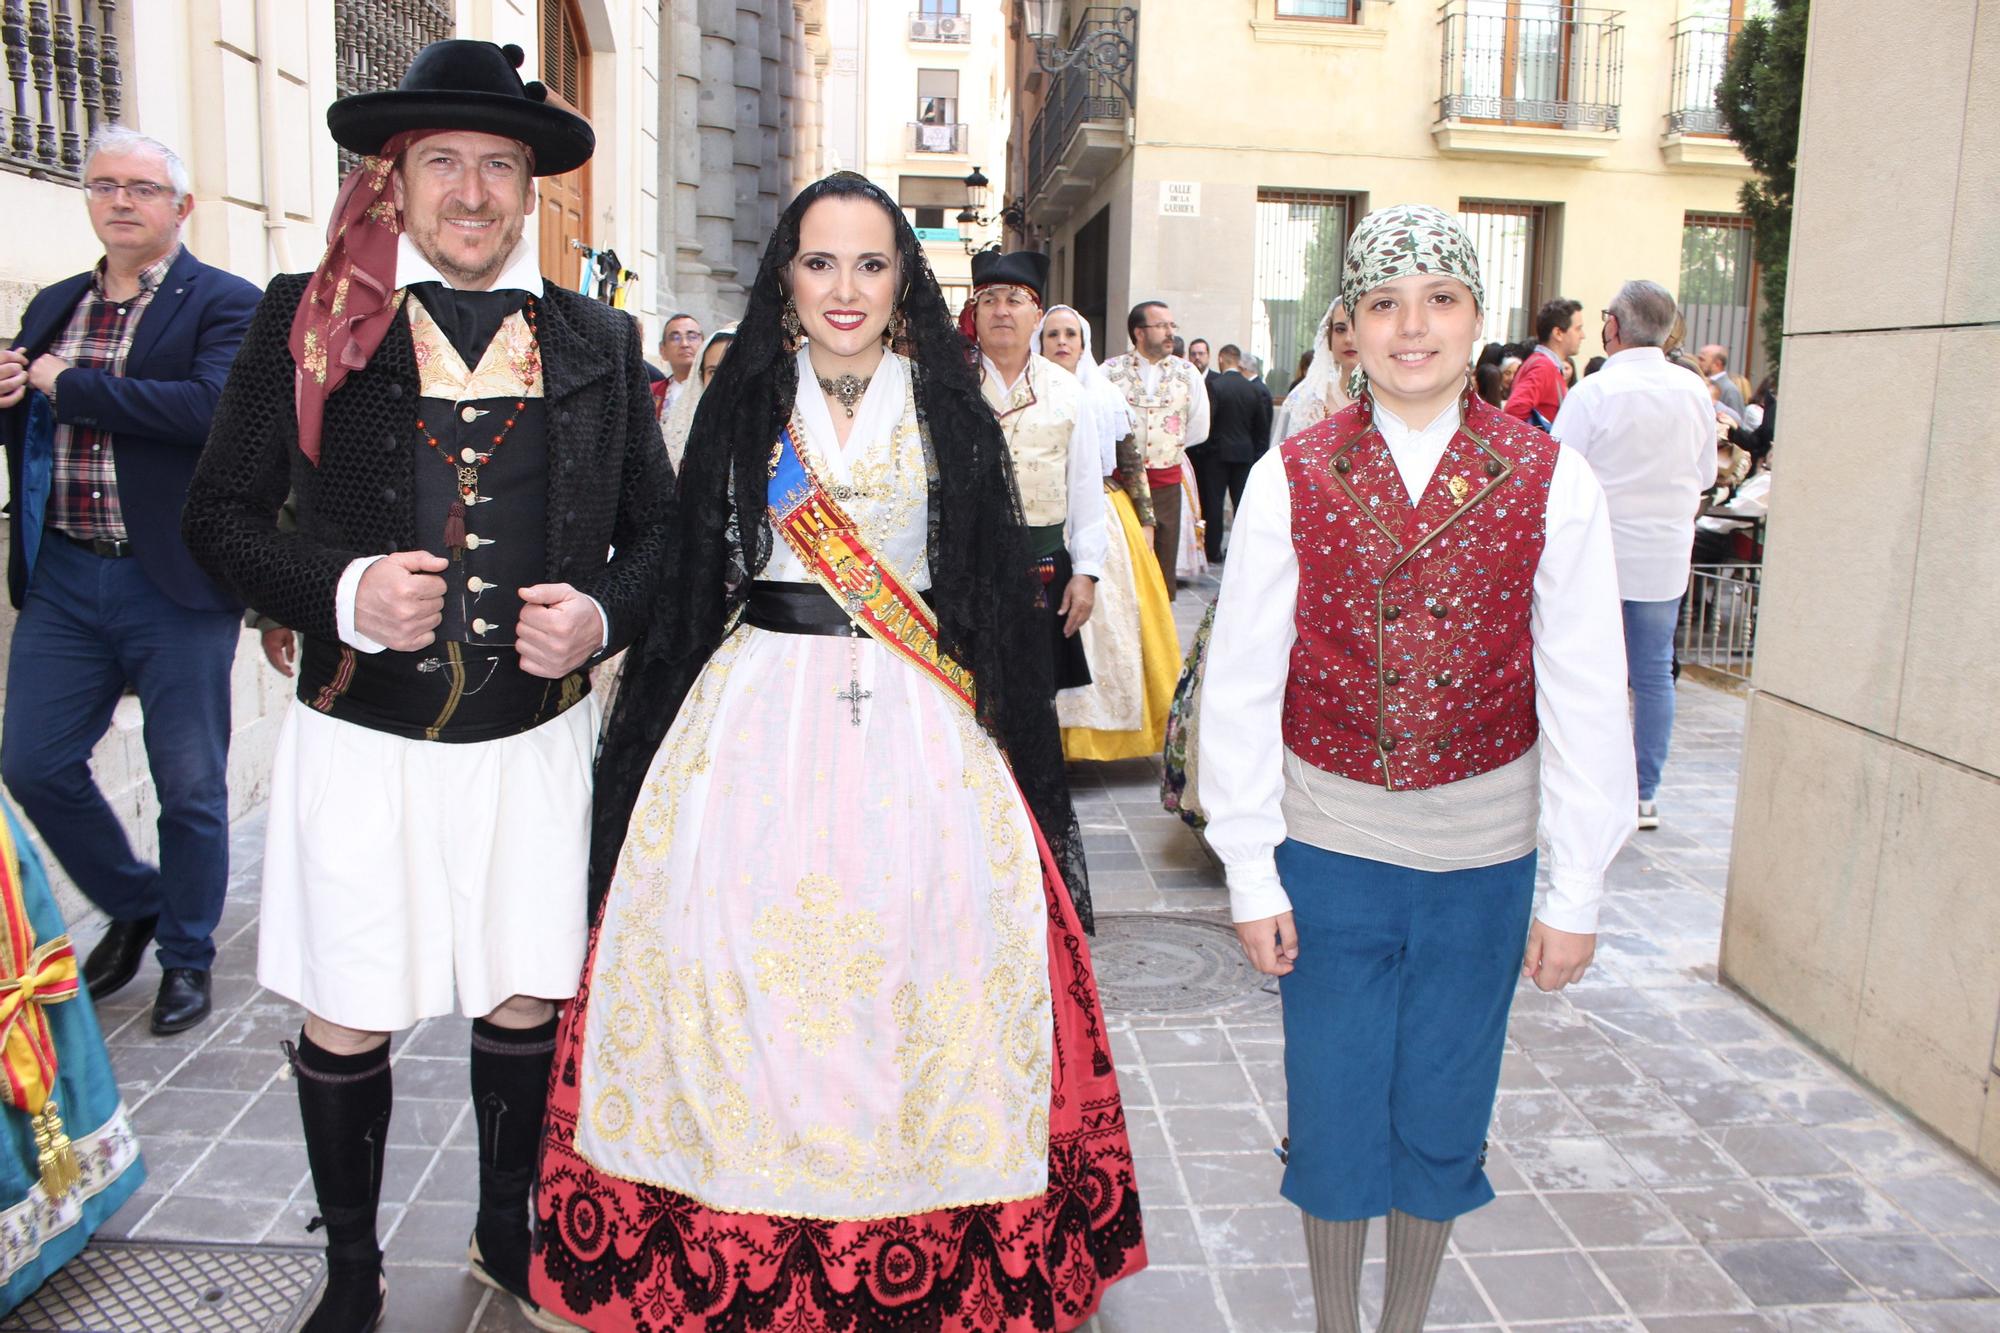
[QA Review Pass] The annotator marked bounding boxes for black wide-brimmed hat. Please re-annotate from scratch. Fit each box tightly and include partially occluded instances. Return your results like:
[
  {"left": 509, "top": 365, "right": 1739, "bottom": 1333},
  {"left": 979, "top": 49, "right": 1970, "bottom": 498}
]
[
  {"left": 972, "top": 249, "right": 1051, "bottom": 305},
  {"left": 327, "top": 39, "right": 594, "bottom": 177}
]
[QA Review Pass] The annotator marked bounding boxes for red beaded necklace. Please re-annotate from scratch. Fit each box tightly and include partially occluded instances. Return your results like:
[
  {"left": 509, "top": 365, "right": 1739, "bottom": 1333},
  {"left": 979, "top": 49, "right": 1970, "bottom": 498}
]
[{"left": 415, "top": 297, "right": 538, "bottom": 553}]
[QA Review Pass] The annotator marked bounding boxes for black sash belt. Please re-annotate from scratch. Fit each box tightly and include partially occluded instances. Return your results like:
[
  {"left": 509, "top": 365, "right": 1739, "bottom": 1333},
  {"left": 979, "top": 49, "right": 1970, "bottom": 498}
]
[{"left": 744, "top": 581, "right": 861, "bottom": 637}]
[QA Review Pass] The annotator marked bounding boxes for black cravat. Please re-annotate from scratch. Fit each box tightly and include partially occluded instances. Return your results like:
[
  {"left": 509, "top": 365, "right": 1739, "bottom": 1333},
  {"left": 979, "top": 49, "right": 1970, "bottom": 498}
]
[{"left": 408, "top": 282, "right": 528, "bottom": 370}]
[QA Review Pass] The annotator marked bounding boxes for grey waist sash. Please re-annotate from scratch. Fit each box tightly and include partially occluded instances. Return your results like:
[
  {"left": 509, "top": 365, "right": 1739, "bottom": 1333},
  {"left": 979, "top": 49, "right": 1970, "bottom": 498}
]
[{"left": 1278, "top": 742, "right": 1541, "bottom": 872}]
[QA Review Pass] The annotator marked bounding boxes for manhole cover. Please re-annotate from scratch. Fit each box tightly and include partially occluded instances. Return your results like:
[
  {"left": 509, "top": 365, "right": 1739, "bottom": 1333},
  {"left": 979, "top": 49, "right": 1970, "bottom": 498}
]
[
  {"left": 1091, "top": 914, "right": 1273, "bottom": 1015},
  {"left": 1, "top": 1240, "right": 321, "bottom": 1332}
]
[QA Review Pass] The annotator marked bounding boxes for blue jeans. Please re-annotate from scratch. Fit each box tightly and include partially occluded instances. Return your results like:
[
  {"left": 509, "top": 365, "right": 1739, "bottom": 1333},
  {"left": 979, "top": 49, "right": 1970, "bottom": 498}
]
[
  {"left": 1622, "top": 597, "right": 1681, "bottom": 801},
  {"left": 1, "top": 536, "right": 240, "bottom": 970}
]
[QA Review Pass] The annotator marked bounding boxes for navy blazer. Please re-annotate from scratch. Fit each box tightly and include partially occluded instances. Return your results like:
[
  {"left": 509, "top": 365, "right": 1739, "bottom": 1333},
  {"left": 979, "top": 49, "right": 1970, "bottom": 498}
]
[{"left": 2, "top": 247, "right": 260, "bottom": 612}]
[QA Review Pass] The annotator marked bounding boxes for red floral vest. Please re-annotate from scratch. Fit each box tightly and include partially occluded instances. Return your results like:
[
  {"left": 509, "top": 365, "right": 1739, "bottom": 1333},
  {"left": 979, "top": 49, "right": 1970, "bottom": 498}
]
[{"left": 1279, "top": 389, "right": 1559, "bottom": 790}]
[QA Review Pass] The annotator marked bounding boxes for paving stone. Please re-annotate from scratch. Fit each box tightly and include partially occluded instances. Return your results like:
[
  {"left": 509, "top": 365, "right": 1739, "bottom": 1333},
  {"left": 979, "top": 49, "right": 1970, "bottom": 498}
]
[
  {"left": 173, "top": 1139, "right": 309, "bottom": 1201},
  {"left": 1134, "top": 1025, "right": 1233, "bottom": 1064},
  {"left": 1816, "top": 1234, "right": 1998, "bottom": 1302},
  {"left": 1180, "top": 1150, "right": 1283, "bottom": 1208},
  {"left": 1718, "top": 1125, "right": 1849, "bottom": 1178},
  {"left": 1893, "top": 1300, "right": 2000, "bottom": 1332},
  {"left": 376, "top": 1263, "right": 492, "bottom": 1333},
  {"left": 1214, "top": 1263, "right": 1315, "bottom": 1332},
  {"left": 1810, "top": 1124, "right": 1956, "bottom": 1180},
  {"left": 1359, "top": 1255, "right": 1495, "bottom": 1327},
  {"left": 133, "top": 1193, "right": 289, "bottom": 1244},
  {"left": 1660, "top": 1079, "right": 1788, "bottom": 1127},
  {"left": 1131, "top": 1205, "right": 1206, "bottom": 1266},
  {"left": 1613, "top": 1132, "right": 1750, "bottom": 1187},
  {"left": 1151, "top": 1061, "right": 1255, "bottom": 1107},
  {"left": 1762, "top": 1085, "right": 1884, "bottom": 1127},
  {"left": 1464, "top": 1249, "right": 1622, "bottom": 1322},
  {"left": 1568, "top": 1083, "right": 1703, "bottom": 1135},
  {"left": 1091, "top": 1265, "right": 1229, "bottom": 1333},
  {"left": 129, "top": 1087, "right": 255, "bottom": 1138},
  {"left": 1943, "top": 1233, "right": 2000, "bottom": 1289},
  {"left": 1451, "top": 1191, "right": 1572, "bottom": 1253},
  {"left": 1194, "top": 1204, "right": 1307, "bottom": 1267},
  {"left": 1656, "top": 1182, "right": 1806, "bottom": 1241},
  {"left": 1708, "top": 1240, "right": 1868, "bottom": 1306},
  {"left": 1530, "top": 1043, "right": 1649, "bottom": 1088},
  {"left": 1873, "top": 1172, "right": 2000, "bottom": 1232},
  {"left": 1162, "top": 1103, "right": 1279, "bottom": 1156},
  {"left": 1590, "top": 1245, "right": 1752, "bottom": 1315},
  {"left": 1492, "top": 1090, "right": 1596, "bottom": 1140},
  {"left": 1505, "top": 1136, "right": 1649, "bottom": 1192},
  {"left": 1762, "top": 1175, "right": 1917, "bottom": 1235},
  {"left": 1547, "top": 1191, "right": 1694, "bottom": 1248}
]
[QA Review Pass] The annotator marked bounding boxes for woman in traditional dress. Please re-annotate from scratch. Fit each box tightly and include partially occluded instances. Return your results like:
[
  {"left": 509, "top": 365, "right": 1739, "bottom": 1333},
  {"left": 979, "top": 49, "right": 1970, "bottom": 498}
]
[
  {"left": 1035, "top": 305, "right": 1180, "bottom": 762},
  {"left": 659, "top": 324, "right": 737, "bottom": 475},
  {"left": 531, "top": 172, "right": 1145, "bottom": 1333},
  {"left": 1270, "top": 299, "right": 1359, "bottom": 450},
  {"left": 0, "top": 796, "right": 144, "bottom": 1315}
]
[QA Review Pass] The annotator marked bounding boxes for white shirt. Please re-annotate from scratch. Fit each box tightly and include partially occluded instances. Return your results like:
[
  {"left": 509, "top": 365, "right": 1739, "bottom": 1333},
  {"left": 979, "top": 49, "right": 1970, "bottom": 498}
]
[
  {"left": 981, "top": 354, "right": 1110, "bottom": 580},
  {"left": 1550, "top": 347, "right": 1716, "bottom": 602},
  {"left": 1198, "top": 399, "right": 1637, "bottom": 934},
  {"left": 335, "top": 237, "right": 608, "bottom": 654}
]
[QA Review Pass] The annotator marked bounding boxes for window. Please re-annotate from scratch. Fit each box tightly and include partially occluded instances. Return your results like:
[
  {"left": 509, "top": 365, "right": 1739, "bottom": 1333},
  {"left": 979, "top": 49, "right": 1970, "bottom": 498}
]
[
  {"left": 1253, "top": 190, "right": 1358, "bottom": 388},
  {"left": 917, "top": 69, "right": 959, "bottom": 126},
  {"left": 919, "top": 0, "right": 962, "bottom": 13},
  {"left": 1278, "top": 0, "right": 1354, "bottom": 17},
  {"left": 538, "top": 0, "right": 591, "bottom": 286},
  {"left": 1459, "top": 1, "right": 1575, "bottom": 126},
  {"left": 1457, "top": 200, "right": 1554, "bottom": 345},
  {"left": 1680, "top": 212, "right": 1757, "bottom": 368}
]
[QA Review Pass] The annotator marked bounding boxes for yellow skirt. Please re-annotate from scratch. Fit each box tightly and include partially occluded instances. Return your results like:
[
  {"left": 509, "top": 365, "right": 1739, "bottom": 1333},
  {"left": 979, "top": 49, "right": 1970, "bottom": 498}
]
[{"left": 1060, "top": 485, "right": 1183, "bottom": 762}]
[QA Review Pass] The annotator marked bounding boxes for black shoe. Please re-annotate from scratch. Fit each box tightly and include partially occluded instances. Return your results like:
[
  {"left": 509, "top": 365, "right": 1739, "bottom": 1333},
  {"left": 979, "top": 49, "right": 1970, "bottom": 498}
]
[
  {"left": 150, "top": 967, "right": 211, "bottom": 1035},
  {"left": 82, "top": 915, "right": 157, "bottom": 998},
  {"left": 302, "top": 1243, "right": 386, "bottom": 1333}
]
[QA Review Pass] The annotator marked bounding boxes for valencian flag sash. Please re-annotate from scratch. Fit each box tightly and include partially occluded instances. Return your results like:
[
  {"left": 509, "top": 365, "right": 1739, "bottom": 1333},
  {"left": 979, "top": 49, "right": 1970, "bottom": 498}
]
[{"left": 0, "top": 817, "right": 81, "bottom": 1198}]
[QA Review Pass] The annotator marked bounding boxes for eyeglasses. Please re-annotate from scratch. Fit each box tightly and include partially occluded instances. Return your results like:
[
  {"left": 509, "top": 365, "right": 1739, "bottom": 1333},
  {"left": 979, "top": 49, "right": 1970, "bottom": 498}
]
[
  {"left": 1142, "top": 321, "right": 1177, "bottom": 332},
  {"left": 664, "top": 330, "right": 705, "bottom": 345},
  {"left": 974, "top": 288, "right": 1036, "bottom": 309},
  {"left": 85, "top": 179, "right": 173, "bottom": 203}
]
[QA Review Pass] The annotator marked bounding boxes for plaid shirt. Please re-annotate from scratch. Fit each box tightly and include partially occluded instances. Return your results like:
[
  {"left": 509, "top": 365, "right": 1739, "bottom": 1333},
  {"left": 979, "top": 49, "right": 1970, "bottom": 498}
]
[{"left": 46, "top": 247, "right": 179, "bottom": 540}]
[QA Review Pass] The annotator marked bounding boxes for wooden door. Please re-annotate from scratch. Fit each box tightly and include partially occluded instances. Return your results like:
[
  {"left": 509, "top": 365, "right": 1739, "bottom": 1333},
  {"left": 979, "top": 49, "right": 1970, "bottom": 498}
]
[{"left": 537, "top": 0, "right": 593, "bottom": 288}]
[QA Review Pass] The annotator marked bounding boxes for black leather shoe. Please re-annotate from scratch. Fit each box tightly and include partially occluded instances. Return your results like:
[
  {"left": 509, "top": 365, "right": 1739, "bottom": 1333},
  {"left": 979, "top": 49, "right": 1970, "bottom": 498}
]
[
  {"left": 82, "top": 915, "right": 157, "bottom": 998},
  {"left": 150, "top": 967, "right": 212, "bottom": 1035}
]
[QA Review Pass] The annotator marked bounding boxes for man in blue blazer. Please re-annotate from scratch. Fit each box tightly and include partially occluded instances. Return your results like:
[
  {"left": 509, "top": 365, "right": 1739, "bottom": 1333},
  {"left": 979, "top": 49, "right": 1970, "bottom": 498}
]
[{"left": 0, "top": 125, "right": 259, "bottom": 1035}]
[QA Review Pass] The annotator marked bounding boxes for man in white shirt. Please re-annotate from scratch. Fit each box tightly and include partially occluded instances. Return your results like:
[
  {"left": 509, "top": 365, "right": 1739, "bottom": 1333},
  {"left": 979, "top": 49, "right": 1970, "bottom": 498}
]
[
  {"left": 1551, "top": 281, "right": 1716, "bottom": 829},
  {"left": 1102, "top": 301, "right": 1210, "bottom": 596},
  {"left": 655, "top": 311, "right": 703, "bottom": 418}
]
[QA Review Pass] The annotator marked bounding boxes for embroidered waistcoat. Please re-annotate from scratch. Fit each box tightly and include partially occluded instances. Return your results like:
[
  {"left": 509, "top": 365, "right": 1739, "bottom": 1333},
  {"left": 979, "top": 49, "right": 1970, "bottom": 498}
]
[
  {"left": 984, "top": 355, "right": 1082, "bottom": 529},
  {"left": 1280, "top": 391, "right": 1558, "bottom": 790},
  {"left": 1103, "top": 352, "right": 1196, "bottom": 470}
]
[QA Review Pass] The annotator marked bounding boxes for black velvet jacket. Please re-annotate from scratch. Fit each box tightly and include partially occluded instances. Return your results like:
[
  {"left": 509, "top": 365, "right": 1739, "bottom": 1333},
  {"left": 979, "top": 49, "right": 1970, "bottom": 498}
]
[{"left": 183, "top": 274, "right": 672, "bottom": 658}]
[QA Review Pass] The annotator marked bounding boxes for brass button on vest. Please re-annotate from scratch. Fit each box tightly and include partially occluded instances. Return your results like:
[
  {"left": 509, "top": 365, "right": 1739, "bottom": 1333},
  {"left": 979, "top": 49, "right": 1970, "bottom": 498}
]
[
  {"left": 1485, "top": 459, "right": 1503, "bottom": 477},
  {"left": 1333, "top": 456, "right": 1350, "bottom": 474},
  {"left": 1384, "top": 669, "right": 1401, "bottom": 686},
  {"left": 1430, "top": 603, "right": 1448, "bottom": 619},
  {"left": 1378, "top": 734, "right": 1396, "bottom": 752},
  {"left": 1433, "top": 670, "right": 1453, "bottom": 687},
  {"left": 1383, "top": 604, "right": 1400, "bottom": 622}
]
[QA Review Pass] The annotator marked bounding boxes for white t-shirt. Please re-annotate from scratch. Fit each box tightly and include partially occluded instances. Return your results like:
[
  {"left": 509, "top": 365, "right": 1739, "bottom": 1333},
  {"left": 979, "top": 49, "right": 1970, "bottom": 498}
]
[{"left": 1550, "top": 347, "right": 1717, "bottom": 602}]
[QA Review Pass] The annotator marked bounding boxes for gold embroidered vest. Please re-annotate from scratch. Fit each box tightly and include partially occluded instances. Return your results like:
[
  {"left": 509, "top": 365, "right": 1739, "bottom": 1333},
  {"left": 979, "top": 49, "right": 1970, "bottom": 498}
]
[
  {"left": 984, "top": 356, "right": 1083, "bottom": 529},
  {"left": 1104, "top": 352, "right": 1196, "bottom": 469}
]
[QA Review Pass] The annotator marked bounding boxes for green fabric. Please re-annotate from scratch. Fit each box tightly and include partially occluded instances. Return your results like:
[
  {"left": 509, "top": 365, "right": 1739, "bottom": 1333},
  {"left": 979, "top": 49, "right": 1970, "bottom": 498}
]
[
  {"left": 1024, "top": 522, "right": 1066, "bottom": 561},
  {"left": 1338, "top": 204, "right": 1485, "bottom": 401}
]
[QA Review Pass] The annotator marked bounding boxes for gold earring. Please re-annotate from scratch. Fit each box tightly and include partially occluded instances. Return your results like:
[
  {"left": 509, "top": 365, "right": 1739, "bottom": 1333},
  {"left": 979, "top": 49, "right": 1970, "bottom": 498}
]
[
  {"left": 884, "top": 308, "right": 906, "bottom": 346},
  {"left": 781, "top": 300, "right": 803, "bottom": 351}
]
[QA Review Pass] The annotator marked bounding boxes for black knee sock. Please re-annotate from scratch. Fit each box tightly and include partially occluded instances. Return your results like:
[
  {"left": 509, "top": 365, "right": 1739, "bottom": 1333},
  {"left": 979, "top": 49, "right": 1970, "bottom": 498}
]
[
  {"left": 290, "top": 1032, "right": 391, "bottom": 1332},
  {"left": 469, "top": 1015, "right": 559, "bottom": 1296}
]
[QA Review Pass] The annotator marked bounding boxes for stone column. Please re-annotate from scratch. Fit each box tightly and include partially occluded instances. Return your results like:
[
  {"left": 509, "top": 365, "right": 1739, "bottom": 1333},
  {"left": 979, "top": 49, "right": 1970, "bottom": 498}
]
[
  {"left": 697, "top": 0, "right": 745, "bottom": 305},
  {"left": 758, "top": 8, "right": 784, "bottom": 236},
  {"left": 664, "top": 0, "right": 714, "bottom": 318},
  {"left": 779, "top": 16, "right": 798, "bottom": 195},
  {"left": 733, "top": 0, "right": 767, "bottom": 285}
]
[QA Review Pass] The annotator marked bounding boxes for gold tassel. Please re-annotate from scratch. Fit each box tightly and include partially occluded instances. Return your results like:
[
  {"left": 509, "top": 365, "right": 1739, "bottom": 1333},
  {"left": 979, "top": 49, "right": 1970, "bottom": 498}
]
[{"left": 33, "top": 1099, "right": 81, "bottom": 1198}]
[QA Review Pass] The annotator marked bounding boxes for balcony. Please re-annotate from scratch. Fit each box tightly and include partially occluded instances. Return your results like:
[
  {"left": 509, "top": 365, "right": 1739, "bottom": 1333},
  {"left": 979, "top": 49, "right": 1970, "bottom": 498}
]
[
  {"left": 2, "top": 0, "right": 125, "bottom": 181},
  {"left": 1024, "top": 5, "right": 1135, "bottom": 227},
  {"left": 908, "top": 121, "right": 967, "bottom": 154},
  {"left": 908, "top": 10, "right": 972, "bottom": 44},
  {"left": 1432, "top": 2, "right": 1623, "bottom": 162},
  {"left": 1661, "top": 15, "right": 1754, "bottom": 172}
]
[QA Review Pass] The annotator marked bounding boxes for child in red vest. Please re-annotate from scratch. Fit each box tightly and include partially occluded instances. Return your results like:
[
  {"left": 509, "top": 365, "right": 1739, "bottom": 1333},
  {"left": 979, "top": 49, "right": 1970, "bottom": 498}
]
[{"left": 1200, "top": 204, "right": 1636, "bottom": 1332}]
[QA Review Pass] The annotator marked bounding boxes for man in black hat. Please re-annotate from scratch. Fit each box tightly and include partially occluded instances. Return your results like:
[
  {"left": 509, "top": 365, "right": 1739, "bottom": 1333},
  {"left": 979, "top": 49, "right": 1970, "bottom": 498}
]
[
  {"left": 183, "top": 39, "right": 670, "bottom": 1333},
  {"left": 968, "top": 249, "right": 1106, "bottom": 692}
]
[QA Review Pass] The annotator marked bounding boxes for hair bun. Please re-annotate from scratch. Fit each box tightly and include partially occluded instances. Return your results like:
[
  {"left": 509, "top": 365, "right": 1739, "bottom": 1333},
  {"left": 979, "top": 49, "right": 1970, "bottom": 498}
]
[{"left": 502, "top": 43, "right": 526, "bottom": 69}]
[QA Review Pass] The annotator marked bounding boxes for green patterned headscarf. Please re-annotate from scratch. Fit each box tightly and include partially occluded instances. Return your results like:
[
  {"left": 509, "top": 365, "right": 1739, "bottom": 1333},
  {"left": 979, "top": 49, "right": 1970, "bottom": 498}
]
[{"left": 1339, "top": 204, "right": 1484, "bottom": 400}]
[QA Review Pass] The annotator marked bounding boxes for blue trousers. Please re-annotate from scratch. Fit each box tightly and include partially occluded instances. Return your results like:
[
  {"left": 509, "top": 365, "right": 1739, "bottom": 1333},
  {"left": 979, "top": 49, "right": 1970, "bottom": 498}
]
[
  {"left": 1622, "top": 597, "right": 1680, "bottom": 801},
  {"left": 1276, "top": 841, "right": 1536, "bottom": 1223},
  {"left": 0, "top": 536, "right": 239, "bottom": 970}
]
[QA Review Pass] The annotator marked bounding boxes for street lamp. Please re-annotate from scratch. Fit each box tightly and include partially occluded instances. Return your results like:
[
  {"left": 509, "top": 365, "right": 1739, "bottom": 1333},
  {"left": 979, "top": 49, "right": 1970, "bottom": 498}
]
[
  {"left": 958, "top": 165, "right": 995, "bottom": 253},
  {"left": 1024, "top": 3, "right": 1137, "bottom": 103}
]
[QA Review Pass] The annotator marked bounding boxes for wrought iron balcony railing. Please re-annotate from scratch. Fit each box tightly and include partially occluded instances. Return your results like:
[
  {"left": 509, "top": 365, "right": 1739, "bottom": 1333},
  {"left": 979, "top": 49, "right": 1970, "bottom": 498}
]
[
  {"left": 1025, "top": 5, "right": 1135, "bottom": 200},
  {"left": 908, "top": 10, "right": 972, "bottom": 43},
  {"left": 1436, "top": 2, "right": 1623, "bottom": 132},
  {"left": 2, "top": 0, "right": 123, "bottom": 181},
  {"left": 1666, "top": 15, "right": 1742, "bottom": 137},
  {"left": 908, "top": 120, "right": 967, "bottom": 154}
]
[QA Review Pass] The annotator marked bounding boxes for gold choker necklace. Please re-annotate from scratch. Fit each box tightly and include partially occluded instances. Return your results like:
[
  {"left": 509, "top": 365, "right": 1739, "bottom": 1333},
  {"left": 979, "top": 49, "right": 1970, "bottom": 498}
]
[{"left": 817, "top": 373, "right": 870, "bottom": 418}]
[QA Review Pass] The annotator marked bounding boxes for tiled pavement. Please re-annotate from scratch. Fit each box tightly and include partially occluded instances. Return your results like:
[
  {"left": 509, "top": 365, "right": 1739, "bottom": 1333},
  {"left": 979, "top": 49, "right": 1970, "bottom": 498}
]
[{"left": 62, "top": 573, "right": 2000, "bottom": 1332}]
